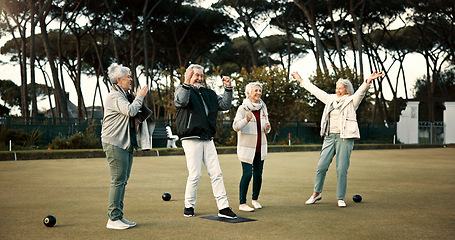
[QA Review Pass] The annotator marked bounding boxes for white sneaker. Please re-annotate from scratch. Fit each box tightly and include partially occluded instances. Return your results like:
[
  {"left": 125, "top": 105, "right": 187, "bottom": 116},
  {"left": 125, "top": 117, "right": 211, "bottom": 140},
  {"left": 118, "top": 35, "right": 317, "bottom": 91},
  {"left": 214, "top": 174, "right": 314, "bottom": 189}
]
[
  {"left": 338, "top": 199, "right": 346, "bottom": 208},
  {"left": 239, "top": 204, "right": 255, "bottom": 212},
  {"left": 106, "top": 219, "right": 131, "bottom": 229},
  {"left": 121, "top": 218, "right": 136, "bottom": 227},
  {"left": 305, "top": 194, "right": 322, "bottom": 205},
  {"left": 252, "top": 201, "right": 262, "bottom": 209}
]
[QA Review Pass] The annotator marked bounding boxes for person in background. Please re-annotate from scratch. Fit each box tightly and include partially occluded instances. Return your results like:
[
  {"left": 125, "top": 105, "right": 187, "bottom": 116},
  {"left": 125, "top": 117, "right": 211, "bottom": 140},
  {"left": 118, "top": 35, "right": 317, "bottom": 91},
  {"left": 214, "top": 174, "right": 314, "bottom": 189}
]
[
  {"left": 174, "top": 64, "right": 237, "bottom": 219},
  {"left": 233, "top": 82, "right": 271, "bottom": 212},
  {"left": 101, "top": 63, "right": 148, "bottom": 229},
  {"left": 291, "top": 70, "right": 384, "bottom": 208}
]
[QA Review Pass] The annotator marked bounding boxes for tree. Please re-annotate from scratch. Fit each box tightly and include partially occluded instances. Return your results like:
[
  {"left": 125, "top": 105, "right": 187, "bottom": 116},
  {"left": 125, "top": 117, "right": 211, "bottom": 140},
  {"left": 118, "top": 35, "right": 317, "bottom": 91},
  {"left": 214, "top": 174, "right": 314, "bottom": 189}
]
[
  {"left": 299, "top": 67, "right": 374, "bottom": 126},
  {"left": 413, "top": 67, "right": 455, "bottom": 121},
  {"left": 213, "top": 0, "right": 275, "bottom": 68},
  {"left": 2, "top": 0, "right": 30, "bottom": 117},
  {"left": 0, "top": 79, "right": 51, "bottom": 115},
  {"left": 231, "top": 65, "right": 304, "bottom": 142},
  {"left": 406, "top": 0, "right": 455, "bottom": 122}
]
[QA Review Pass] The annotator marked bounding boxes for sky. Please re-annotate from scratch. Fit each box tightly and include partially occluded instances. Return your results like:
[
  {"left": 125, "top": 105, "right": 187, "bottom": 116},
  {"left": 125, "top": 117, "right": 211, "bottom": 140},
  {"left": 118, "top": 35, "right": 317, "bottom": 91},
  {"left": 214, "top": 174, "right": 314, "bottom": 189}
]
[{"left": 0, "top": 1, "right": 434, "bottom": 116}]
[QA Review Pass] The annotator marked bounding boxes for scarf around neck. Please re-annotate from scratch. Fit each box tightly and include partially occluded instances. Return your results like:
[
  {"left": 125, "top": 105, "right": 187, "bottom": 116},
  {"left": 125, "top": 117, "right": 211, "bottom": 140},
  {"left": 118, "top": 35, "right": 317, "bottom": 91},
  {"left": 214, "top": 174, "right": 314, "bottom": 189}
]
[
  {"left": 112, "top": 84, "right": 134, "bottom": 102},
  {"left": 332, "top": 95, "right": 349, "bottom": 109},
  {"left": 242, "top": 98, "right": 267, "bottom": 116}
]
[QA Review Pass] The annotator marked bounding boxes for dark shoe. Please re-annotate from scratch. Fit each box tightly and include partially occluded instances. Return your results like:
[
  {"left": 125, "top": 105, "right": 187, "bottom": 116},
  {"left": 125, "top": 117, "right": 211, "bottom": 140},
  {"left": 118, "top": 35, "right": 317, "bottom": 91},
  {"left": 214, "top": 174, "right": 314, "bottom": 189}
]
[
  {"left": 218, "top": 207, "right": 237, "bottom": 219},
  {"left": 184, "top": 207, "right": 194, "bottom": 217}
]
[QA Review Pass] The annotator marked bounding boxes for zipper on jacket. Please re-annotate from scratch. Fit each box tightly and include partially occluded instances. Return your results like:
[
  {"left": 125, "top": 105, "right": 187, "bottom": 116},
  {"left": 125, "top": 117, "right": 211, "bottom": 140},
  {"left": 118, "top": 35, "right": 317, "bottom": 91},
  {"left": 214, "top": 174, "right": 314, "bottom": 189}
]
[{"left": 186, "top": 113, "right": 193, "bottom": 129}]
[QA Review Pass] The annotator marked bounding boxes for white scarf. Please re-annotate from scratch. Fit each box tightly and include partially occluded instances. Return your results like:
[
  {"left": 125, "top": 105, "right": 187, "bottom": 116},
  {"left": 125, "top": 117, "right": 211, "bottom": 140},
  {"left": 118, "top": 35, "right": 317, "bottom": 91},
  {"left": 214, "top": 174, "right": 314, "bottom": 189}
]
[
  {"left": 242, "top": 98, "right": 267, "bottom": 116},
  {"left": 332, "top": 95, "right": 348, "bottom": 109}
]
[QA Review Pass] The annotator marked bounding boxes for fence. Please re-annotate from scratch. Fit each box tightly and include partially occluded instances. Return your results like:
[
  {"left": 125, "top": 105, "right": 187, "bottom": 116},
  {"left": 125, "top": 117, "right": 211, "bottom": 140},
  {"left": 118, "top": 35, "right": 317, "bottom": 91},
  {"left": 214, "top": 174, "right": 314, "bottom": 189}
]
[
  {"left": 418, "top": 121, "right": 444, "bottom": 144},
  {"left": 272, "top": 121, "right": 397, "bottom": 145},
  {"left": 0, "top": 116, "right": 401, "bottom": 149}
]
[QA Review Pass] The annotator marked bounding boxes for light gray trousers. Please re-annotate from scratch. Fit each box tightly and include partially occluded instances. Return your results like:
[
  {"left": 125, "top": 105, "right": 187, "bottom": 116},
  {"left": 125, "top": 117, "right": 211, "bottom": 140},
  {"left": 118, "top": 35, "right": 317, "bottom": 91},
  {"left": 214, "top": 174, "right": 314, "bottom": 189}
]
[
  {"left": 313, "top": 133, "right": 354, "bottom": 200},
  {"left": 182, "top": 139, "right": 229, "bottom": 210}
]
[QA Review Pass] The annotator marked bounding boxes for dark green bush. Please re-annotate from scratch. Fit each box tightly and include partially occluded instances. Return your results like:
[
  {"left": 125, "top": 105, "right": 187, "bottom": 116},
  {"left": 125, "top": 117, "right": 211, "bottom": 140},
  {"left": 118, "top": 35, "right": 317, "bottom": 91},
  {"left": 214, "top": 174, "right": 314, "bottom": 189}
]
[
  {"left": 50, "top": 120, "right": 101, "bottom": 149},
  {"left": 0, "top": 125, "right": 42, "bottom": 150}
]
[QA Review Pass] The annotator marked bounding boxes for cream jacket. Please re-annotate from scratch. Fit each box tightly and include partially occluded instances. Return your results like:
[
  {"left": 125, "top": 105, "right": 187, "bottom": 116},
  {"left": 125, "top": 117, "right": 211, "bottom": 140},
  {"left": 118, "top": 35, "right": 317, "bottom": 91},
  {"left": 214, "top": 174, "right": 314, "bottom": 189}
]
[
  {"left": 232, "top": 105, "right": 271, "bottom": 164},
  {"left": 300, "top": 79, "right": 371, "bottom": 139}
]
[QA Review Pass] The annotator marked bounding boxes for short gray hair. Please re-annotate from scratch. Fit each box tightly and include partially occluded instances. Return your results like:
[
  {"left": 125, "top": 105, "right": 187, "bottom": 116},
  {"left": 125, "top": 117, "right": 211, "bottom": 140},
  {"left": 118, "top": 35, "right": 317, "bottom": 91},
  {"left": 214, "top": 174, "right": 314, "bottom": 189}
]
[
  {"left": 108, "top": 63, "right": 130, "bottom": 84},
  {"left": 245, "top": 82, "right": 263, "bottom": 96},
  {"left": 336, "top": 78, "right": 354, "bottom": 95},
  {"left": 186, "top": 64, "right": 204, "bottom": 78}
]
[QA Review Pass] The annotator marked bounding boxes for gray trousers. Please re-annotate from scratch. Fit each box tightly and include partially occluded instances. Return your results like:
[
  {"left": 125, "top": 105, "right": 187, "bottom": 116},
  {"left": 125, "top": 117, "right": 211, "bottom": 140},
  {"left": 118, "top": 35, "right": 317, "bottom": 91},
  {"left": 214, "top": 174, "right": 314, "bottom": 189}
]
[
  {"left": 313, "top": 133, "right": 354, "bottom": 200},
  {"left": 103, "top": 142, "right": 134, "bottom": 221}
]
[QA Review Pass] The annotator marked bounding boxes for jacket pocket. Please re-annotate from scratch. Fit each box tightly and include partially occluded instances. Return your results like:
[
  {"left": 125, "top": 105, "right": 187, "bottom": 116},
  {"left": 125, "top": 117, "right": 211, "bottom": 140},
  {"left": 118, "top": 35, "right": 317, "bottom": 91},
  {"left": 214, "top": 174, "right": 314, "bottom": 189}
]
[{"left": 344, "top": 118, "right": 358, "bottom": 136}]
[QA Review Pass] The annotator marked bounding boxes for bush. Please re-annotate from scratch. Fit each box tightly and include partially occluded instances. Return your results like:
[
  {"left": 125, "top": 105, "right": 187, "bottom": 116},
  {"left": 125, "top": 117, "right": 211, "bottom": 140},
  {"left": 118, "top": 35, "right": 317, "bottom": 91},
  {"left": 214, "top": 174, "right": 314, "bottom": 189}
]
[
  {"left": 50, "top": 120, "right": 101, "bottom": 149},
  {"left": 0, "top": 125, "right": 42, "bottom": 150}
]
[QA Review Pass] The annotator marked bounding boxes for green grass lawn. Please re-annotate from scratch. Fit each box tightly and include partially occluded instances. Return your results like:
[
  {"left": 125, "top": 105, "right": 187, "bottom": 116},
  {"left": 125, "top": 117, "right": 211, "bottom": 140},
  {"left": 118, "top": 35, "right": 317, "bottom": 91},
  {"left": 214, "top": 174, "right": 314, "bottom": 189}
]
[{"left": 0, "top": 148, "right": 454, "bottom": 239}]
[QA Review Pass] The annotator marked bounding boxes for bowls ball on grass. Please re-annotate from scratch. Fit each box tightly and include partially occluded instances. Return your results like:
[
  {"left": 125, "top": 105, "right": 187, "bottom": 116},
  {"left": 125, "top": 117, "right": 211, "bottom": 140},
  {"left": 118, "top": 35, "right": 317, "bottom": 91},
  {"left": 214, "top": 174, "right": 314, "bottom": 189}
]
[
  {"left": 353, "top": 194, "right": 362, "bottom": 203},
  {"left": 43, "top": 215, "right": 56, "bottom": 227},
  {"left": 162, "top": 192, "right": 171, "bottom": 201}
]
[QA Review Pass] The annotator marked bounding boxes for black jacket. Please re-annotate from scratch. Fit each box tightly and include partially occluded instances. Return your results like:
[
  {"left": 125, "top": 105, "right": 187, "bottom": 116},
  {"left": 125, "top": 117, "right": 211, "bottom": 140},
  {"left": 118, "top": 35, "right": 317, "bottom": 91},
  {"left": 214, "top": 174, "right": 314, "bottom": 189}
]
[{"left": 174, "top": 84, "right": 232, "bottom": 140}]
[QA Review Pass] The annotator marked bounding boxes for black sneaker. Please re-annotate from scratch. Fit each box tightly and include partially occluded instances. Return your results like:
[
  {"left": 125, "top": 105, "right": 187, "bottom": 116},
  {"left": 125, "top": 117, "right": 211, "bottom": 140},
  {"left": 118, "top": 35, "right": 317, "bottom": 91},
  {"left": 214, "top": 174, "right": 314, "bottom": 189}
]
[
  {"left": 184, "top": 207, "right": 194, "bottom": 217},
  {"left": 218, "top": 207, "right": 237, "bottom": 219}
]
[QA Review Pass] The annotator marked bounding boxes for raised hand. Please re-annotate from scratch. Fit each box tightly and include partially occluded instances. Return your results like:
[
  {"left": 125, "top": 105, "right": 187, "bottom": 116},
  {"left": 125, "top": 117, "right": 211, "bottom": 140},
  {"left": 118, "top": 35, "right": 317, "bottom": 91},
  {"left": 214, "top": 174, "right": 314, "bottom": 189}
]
[
  {"left": 137, "top": 85, "right": 149, "bottom": 97},
  {"left": 221, "top": 76, "right": 232, "bottom": 87},
  {"left": 366, "top": 71, "right": 385, "bottom": 84},
  {"left": 185, "top": 68, "right": 194, "bottom": 85},
  {"left": 291, "top": 72, "right": 304, "bottom": 83}
]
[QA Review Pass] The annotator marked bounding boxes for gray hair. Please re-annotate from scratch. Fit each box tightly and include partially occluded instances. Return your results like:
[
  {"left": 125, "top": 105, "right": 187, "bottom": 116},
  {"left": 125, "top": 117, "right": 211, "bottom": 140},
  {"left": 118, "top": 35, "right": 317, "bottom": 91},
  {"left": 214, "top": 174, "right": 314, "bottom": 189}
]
[
  {"left": 108, "top": 63, "right": 130, "bottom": 84},
  {"left": 245, "top": 81, "right": 263, "bottom": 96},
  {"left": 186, "top": 64, "right": 204, "bottom": 78},
  {"left": 336, "top": 78, "right": 354, "bottom": 95}
]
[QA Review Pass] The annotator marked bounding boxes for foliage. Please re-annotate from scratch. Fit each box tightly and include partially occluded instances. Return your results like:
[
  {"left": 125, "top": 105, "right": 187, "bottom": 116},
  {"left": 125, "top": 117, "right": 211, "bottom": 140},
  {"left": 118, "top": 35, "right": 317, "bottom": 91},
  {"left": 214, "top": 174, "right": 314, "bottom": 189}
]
[
  {"left": 50, "top": 119, "right": 101, "bottom": 149},
  {"left": 301, "top": 67, "right": 374, "bottom": 125},
  {"left": 0, "top": 124, "right": 42, "bottom": 149},
  {"left": 0, "top": 79, "right": 52, "bottom": 113},
  {"left": 0, "top": 104, "right": 10, "bottom": 116},
  {"left": 1, "top": 0, "right": 453, "bottom": 126},
  {"left": 0, "top": 80, "right": 21, "bottom": 107},
  {"left": 231, "top": 65, "right": 304, "bottom": 142},
  {"left": 412, "top": 67, "right": 455, "bottom": 121}
]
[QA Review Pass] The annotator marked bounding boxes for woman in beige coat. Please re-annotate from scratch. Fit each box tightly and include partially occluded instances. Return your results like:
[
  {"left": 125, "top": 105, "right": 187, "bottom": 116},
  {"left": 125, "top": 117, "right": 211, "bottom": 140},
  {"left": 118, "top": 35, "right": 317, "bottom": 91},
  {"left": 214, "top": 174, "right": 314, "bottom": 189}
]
[
  {"left": 291, "top": 70, "right": 384, "bottom": 208},
  {"left": 233, "top": 82, "right": 271, "bottom": 212}
]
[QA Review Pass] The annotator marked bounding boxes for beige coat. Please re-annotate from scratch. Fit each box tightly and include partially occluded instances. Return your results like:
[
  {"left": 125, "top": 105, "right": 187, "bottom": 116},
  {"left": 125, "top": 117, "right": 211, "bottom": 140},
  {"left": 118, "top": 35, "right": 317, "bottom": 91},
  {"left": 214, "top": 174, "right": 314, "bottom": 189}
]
[
  {"left": 233, "top": 105, "right": 271, "bottom": 164},
  {"left": 300, "top": 79, "right": 371, "bottom": 139}
]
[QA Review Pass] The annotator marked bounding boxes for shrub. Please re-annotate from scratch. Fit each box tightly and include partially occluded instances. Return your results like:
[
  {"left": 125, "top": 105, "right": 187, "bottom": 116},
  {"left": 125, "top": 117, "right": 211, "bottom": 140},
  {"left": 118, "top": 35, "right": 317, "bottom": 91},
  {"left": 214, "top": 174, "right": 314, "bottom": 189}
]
[
  {"left": 0, "top": 125, "right": 42, "bottom": 150},
  {"left": 50, "top": 120, "right": 101, "bottom": 149}
]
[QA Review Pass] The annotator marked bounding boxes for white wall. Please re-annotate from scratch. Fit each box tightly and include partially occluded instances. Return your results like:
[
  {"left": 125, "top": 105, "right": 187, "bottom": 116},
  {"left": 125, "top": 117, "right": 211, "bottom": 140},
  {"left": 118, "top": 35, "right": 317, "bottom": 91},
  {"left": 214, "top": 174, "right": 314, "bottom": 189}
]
[
  {"left": 397, "top": 101, "right": 419, "bottom": 144},
  {"left": 444, "top": 102, "right": 455, "bottom": 144}
]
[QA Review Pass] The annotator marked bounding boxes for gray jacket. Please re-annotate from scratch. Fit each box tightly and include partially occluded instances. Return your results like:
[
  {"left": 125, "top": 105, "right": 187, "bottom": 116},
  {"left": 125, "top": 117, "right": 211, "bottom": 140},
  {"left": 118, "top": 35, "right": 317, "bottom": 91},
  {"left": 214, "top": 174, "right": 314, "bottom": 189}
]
[{"left": 101, "top": 88, "right": 144, "bottom": 149}]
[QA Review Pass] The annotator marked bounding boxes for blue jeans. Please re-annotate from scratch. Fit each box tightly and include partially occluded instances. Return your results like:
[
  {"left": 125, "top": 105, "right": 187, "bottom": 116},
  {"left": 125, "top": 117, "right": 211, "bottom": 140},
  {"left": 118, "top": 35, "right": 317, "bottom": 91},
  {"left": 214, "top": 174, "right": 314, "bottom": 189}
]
[
  {"left": 103, "top": 142, "right": 134, "bottom": 221},
  {"left": 313, "top": 134, "right": 354, "bottom": 200}
]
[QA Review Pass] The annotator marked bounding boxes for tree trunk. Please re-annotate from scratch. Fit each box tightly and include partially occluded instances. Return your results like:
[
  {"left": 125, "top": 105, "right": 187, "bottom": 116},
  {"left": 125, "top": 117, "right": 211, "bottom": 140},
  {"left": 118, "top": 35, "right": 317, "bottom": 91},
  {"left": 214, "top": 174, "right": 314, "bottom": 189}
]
[
  {"left": 328, "top": 0, "right": 343, "bottom": 70},
  {"left": 350, "top": 0, "right": 365, "bottom": 77},
  {"left": 243, "top": 26, "right": 258, "bottom": 67},
  {"left": 29, "top": 0, "right": 38, "bottom": 118},
  {"left": 294, "top": 0, "right": 328, "bottom": 74},
  {"left": 104, "top": 0, "right": 120, "bottom": 62},
  {"left": 74, "top": 32, "right": 88, "bottom": 118},
  {"left": 39, "top": 0, "right": 68, "bottom": 118}
]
